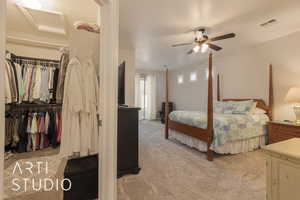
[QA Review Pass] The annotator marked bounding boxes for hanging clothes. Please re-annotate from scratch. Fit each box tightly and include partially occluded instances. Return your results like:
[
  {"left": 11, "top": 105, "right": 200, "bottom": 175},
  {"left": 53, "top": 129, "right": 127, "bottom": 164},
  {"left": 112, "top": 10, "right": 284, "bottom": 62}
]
[
  {"left": 56, "top": 52, "right": 70, "bottom": 103},
  {"left": 4, "top": 61, "right": 13, "bottom": 103},
  {"left": 60, "top": 57, "right": 99, "bottom": 158},
  {"left": 40, "top": 67, "right": 50, "bottom": 102},
  {"left": 51, "top": 68, "right": 60, "bottom": 103},
  {"left": 5, "top": 54, "right": 64, "bottom": 155},
  {"left": 32, "top": 66, "right": 42, "bottom": 101},
  {"left": 18, "top": 113, "right": 29, "bottom": 153},
  {"left": 5, "top": 56, "right": 60, "bottom": 104},
  {"left": 81, "top": 59, "right": 99, "bottom": 155},
  {"left": 5, "top": 110, "right": 62, "bottom": 153},
  {"left": 60, "top": 57, "right": 84, "bottom": 157},
  {"left": 8, "top": 61, "right": 20, "bottom": 102},
  {"left": 14, "top": 62, "right": 25, "bottom": 103},
  {"left": 4, "top": 60, "right": 18, "bottom": 103}
]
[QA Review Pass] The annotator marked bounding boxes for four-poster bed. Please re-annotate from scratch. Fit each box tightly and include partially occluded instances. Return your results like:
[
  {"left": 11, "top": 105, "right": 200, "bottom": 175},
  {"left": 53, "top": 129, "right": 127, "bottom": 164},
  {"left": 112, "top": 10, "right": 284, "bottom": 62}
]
[{"left": 165, "top": 53, "right": 273, "bottom": 161}]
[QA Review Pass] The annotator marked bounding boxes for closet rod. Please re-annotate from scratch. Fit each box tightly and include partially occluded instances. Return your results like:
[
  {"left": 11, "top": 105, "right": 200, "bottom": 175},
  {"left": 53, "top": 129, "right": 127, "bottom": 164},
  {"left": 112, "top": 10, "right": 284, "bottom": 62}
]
[{"left": 11, "top": 55, "right": 60, "bottom": 63}]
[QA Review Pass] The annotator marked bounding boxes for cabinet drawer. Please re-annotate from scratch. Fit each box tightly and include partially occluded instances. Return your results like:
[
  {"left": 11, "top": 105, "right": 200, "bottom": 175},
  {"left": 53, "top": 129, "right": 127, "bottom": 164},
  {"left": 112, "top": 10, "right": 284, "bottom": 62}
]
[
  {"left": 269, "top": 123, "right": 300, "bottom": 144},
  {"left": 273, "top": 125, "right": 300, "bottom": 134}
]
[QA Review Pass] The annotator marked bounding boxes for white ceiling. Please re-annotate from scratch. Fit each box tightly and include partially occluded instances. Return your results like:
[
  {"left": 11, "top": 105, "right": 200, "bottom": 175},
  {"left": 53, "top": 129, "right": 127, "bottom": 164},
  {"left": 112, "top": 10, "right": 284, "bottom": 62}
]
[
  {"left": 7, "top": 0, "right": 98, "bottom": 45},
  {"left": 120, "top": 0, "right": 300, "bottom": 70}
]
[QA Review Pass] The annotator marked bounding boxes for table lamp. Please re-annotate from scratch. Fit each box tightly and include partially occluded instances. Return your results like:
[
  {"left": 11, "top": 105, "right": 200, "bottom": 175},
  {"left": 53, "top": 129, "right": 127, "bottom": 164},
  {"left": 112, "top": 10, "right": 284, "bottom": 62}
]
[{"left": 285, "top": 87, "right": 300, "bottom": 124}]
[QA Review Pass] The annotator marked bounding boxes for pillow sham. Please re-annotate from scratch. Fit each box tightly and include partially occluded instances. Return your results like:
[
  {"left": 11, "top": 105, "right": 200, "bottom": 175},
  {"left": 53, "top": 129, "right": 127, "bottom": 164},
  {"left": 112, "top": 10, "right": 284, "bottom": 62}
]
[
  {"left": 223, "top": 100, "right": 255, "bottom": 114},
  {"left": 214, "top": 101, "right": 225, "bottom": 114}
]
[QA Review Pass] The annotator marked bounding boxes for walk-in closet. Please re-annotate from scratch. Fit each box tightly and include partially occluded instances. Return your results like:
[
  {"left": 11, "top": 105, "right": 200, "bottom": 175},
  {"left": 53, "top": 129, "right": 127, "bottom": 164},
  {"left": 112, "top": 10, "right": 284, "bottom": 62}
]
[{"left": 3, "top": 0, "right": 104, "bottom": 199}]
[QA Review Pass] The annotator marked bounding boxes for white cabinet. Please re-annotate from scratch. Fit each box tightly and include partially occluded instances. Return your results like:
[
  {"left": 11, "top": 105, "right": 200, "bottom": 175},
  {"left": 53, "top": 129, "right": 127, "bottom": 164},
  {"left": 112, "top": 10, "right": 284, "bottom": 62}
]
[{"left": 263, "top": 138, "right": 300, "bottom": 200}]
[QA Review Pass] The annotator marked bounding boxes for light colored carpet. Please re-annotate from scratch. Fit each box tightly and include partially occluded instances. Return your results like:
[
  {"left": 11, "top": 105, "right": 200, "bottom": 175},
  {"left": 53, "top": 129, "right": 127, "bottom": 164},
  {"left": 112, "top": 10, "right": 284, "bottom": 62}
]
[{"left": 118, "top": 120, "right": 266, "bottom": 200}]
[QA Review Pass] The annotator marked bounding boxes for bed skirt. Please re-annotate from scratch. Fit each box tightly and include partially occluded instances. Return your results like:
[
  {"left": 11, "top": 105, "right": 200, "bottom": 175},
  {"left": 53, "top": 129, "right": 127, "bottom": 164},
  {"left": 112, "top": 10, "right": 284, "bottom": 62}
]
[{"left": 169, "top": 130, "right": 266, "bottom": 154}]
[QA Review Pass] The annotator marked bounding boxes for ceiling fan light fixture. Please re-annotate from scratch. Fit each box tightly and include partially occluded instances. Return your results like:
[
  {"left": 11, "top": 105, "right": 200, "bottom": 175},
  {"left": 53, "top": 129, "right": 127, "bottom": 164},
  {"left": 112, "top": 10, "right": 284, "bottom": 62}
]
[
  {"left": 193, "top": 45, "right": 200, "bottom": 53},
  {"left": 201, "top": 43, "right": 209, "bottom": 53},
  {"left": 196, "top": 30, "right": 203, "bottom": 40}
]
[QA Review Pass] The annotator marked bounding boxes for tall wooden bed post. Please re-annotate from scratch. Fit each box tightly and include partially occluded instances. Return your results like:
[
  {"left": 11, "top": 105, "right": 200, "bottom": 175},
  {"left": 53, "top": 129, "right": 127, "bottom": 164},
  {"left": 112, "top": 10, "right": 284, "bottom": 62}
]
[
  {"left": 164, "top": 53, "right": 215, "bottom": 160},
  {"left": 165, "top": 68, "right": 169, "bottom": 139},
  {"left": 269, "top": 64, "right": 274, "bottom": 121},
  {"left": 217, "top": 74, "right": 221, "bottom": 101},
  {"left": 206, "top": 53, "right": 214, "bottom": 161}
]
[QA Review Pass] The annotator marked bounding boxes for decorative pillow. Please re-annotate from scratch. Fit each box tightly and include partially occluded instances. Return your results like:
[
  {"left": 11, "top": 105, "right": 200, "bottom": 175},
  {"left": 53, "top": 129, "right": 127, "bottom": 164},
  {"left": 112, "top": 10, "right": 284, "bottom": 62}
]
[
  {"left": 223, "top": 100, "right": 255, "bottom": 114},
  {"left": 214, "top": 101, "right": 225, "bottom": 113},
  {"left": 253, "top": 108, "right": 267, "bottom": 114}
]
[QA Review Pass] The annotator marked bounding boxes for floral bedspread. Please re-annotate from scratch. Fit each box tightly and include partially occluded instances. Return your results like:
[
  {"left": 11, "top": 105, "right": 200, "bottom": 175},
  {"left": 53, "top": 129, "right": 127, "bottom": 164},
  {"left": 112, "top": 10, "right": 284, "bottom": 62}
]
[{"left": 169, "top": 111, "right": 269, "bottom": 148}]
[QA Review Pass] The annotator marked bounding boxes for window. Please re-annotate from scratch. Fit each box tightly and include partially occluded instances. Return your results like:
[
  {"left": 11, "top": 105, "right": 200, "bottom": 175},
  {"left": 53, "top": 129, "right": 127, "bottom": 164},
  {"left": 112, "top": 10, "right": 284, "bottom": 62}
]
[
  {"left": 190, "top": 72, "right": 197, "bottom": 82},
  {"left": 177, "top": 75, "right": 184, "bottom": 84}
]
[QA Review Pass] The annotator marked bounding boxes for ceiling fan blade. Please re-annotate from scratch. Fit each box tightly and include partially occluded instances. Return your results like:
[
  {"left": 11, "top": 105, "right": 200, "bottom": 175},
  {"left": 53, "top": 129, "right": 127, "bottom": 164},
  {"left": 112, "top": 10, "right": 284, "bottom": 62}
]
[
  {"left": 209, "top": 33, "right": 236, "bottom": 42},
  {"left": 172, "top": 42, "right": 193, "bottom": 47},
  {"left": 187, "top": 49, "right": 194, "bottom": 55},
  {"left": 207, "top": 43, "right": 222, "bottom": 51}
]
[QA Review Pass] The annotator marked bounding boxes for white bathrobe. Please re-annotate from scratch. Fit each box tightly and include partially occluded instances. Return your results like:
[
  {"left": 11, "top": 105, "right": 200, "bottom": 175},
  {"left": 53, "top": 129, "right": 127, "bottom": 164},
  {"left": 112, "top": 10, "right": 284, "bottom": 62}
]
[
  {"left": 60, "top": 57, "right": 99, "bottom": 158},
  {"left": 81, "top": 59, "right": 99, "bottom": 155}
]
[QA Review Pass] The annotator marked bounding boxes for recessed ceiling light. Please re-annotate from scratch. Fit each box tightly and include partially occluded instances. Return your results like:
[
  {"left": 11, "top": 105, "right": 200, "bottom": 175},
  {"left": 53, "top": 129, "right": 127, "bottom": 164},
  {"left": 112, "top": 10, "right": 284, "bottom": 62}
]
[{"left": 21, "top": 0, "right": 42, "bottom": 10}]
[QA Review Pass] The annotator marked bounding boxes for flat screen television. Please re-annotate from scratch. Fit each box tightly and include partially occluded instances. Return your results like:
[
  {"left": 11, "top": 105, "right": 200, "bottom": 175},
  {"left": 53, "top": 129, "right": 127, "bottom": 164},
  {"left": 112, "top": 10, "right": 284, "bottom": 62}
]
[{"left": 118, "top": 61, "right": 125, "bottom": 105}]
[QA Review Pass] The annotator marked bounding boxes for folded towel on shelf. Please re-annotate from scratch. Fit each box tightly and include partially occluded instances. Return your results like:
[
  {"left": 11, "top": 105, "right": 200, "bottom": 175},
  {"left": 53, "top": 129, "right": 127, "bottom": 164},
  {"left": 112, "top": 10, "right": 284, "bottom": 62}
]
[{"left": 73, "top": 21, "right": 100, "bottom": 34}]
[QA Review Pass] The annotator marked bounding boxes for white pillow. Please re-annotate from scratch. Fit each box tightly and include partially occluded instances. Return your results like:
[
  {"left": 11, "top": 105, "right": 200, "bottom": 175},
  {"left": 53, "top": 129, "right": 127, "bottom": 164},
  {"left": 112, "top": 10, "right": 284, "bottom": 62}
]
[
  {"left": 253, "top": 108, "right": 267, "bottom": 114},
  {"left": 248, "top": 101, "right": 258, "bottom": 114}
]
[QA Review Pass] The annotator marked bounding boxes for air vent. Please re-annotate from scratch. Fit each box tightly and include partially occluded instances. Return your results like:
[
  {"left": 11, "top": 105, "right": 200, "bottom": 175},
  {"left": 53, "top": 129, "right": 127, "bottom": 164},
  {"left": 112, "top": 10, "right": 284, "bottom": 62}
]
[{"left": 260, "top": 19, "right": 277, "bottom": 27}]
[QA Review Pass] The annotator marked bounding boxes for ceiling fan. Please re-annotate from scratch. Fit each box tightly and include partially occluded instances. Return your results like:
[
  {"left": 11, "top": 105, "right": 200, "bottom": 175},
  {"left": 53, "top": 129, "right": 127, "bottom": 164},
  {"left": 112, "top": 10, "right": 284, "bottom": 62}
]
[{"left": 172, "top": 28, "right": 236, "bottom": 54}]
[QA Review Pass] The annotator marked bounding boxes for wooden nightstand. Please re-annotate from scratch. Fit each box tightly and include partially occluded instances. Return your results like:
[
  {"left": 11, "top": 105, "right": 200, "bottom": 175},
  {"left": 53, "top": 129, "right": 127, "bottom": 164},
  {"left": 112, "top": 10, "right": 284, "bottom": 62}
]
[{"left": 268, "top": 121, "right": 300, "bottom": 144}]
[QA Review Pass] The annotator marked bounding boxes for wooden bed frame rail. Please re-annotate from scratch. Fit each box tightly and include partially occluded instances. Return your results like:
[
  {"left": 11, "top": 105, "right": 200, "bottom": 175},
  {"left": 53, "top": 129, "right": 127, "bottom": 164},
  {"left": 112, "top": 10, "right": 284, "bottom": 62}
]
[{"left": 165, "top": 52, "right": 273, "bottom": 161}]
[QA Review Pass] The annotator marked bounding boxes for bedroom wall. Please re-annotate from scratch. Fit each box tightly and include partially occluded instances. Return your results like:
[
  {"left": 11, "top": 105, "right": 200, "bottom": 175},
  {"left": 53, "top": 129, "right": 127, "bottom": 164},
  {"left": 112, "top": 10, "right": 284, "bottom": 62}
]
[
  {"left": 169, "top": 30, "right": 300, "bottom": 121},
  {"left": 155, "top": 71, "right": 166, "bottom": 113},
  {"left": 119, "top": 48, "right": 136, "bottom": 106}
]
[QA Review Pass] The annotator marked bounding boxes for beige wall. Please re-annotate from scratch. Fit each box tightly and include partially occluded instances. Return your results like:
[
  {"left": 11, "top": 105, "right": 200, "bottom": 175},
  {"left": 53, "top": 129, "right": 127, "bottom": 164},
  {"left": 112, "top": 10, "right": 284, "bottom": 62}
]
[
  {"left": 169, "top": 30, "right": 300, "bottom": 121},
  {"left": 155, "top": 71, "right": 166, "bottom": 113},
  {"left": 6, "top": 43, "right": 61, "bottom": 60},
  {"left": 68, "top": 28, "right": 100, "bottom": 68},
  {"left": 119, "top": 48, "right": 135, "bottom": 106}
]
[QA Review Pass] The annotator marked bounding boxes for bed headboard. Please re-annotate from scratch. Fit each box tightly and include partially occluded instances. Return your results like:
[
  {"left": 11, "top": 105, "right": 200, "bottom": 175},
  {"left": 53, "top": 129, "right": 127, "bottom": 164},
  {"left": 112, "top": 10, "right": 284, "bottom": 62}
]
[{"left": 217, "top": 65, "right": 274, "bottom": 120}]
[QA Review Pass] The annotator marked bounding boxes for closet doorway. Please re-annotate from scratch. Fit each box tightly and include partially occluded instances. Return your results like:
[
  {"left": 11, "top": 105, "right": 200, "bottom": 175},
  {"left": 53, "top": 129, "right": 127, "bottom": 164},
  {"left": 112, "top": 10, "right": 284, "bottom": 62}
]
[{"left": 1, "top": 0, "right": 119, "bottom": 200}]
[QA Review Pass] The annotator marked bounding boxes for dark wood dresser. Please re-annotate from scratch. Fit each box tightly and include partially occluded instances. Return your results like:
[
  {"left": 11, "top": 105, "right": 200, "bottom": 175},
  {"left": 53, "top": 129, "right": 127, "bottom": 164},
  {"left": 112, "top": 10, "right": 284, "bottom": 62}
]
[
  {"left": 118, "top": 106, "right": 141, "bottom": 178},
  {"left": 268, "top": 121, "right": 300, "bottom": 144}
]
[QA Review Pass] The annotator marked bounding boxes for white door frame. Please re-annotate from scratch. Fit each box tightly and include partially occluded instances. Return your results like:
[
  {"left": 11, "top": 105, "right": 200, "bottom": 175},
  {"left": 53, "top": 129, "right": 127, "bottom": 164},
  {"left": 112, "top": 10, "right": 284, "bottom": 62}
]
[
  {"left": 0, "top": 0, "right": 6, "bottom": 199},
  {"left": 95, "top": 0, "right": 119, "bottom": 200}
]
